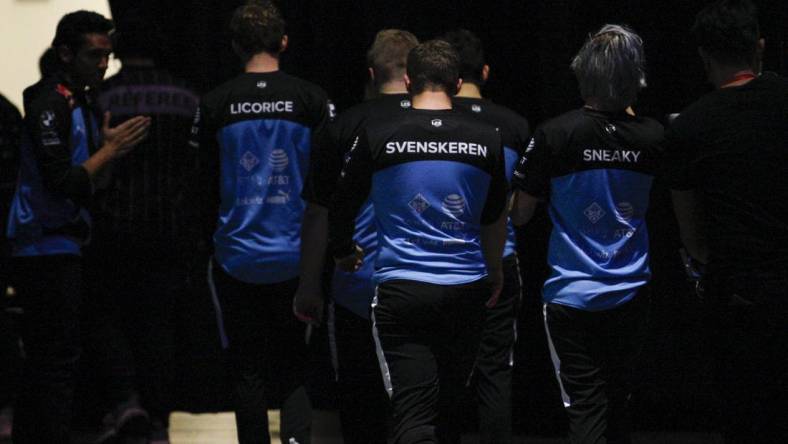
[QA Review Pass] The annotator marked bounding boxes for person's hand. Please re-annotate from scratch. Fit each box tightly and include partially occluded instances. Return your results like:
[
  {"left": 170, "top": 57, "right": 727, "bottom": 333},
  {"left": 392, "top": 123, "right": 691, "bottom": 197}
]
[
  {"left": 101, "top": 112, "right": 151, "bottom": 159},
  {"left": 486, "top": 267, "right": 504, "bottom": 308},
  {"left": 293, "top": 283, "right": 324, "bottom": 326},
  {"left": 334, "top": 244, "right": 364, "bottom": 272}
]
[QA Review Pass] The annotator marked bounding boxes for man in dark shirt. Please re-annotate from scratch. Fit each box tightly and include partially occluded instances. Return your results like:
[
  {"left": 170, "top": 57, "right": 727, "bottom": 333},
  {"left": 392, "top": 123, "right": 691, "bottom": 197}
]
[
  {"left": 77, "top": 17, "right": 201, "bottom": 441},
  {"left": 665, "top": 1, "right": 788, "bottom": 441},
  {"left": 297, "top": 29, "right": 418, "bottom": 444},
  {"left": 442, "top": 29, "right": 530, "bottom": 444},
  {"left": 5, "top": 10, "right": 150, "bottom": 443},
  {"left": 512, "top": 25, "right": 663, "bottom": 444},
  {"left": 189, "top": 2, "right": 332, "bottom": 443},
  {"left": 329, "top": 40, "right": 508, "bottom": 444}
]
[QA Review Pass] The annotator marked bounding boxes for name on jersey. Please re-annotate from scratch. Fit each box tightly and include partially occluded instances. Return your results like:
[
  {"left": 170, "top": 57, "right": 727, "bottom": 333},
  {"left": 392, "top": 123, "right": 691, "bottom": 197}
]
[
  {"left": 385, "top": 141, "right": 488, "bottom": 158},
  {"left": 230, "top": 101, "right": 294, "bottom": 115},
  {"left": 583, "top": 149, "right": 641, "bottom": 163}
]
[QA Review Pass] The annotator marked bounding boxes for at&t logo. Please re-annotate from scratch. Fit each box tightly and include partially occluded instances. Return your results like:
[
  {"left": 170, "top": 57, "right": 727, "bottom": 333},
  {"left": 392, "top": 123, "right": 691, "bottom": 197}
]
[
  {"left": 269, "top": 149, "right": 289, "bottom": 172},
  {"left": 442, "top": 194, "right": 466, "bottom": 217}
]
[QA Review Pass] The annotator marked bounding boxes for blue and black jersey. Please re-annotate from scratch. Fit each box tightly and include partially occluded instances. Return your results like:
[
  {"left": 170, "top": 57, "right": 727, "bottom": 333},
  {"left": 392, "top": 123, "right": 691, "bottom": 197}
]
[
  {"left": 453, "top": 97, "right": 530, "bottom": 259},
  {"left": 329, "top": 108, "right": 507, "bottom": 286},
  {"left": 6, "top": 75, "right": 98, "bottom": 257},
  {"left": 303, "top": 93, "right": 411, "bottom": 318},
  {"left": 190, "top": 71, "right": 332, "bottom": 284},
  {"left": 513, "top": 108, "right": 663, "bottom": 311}
]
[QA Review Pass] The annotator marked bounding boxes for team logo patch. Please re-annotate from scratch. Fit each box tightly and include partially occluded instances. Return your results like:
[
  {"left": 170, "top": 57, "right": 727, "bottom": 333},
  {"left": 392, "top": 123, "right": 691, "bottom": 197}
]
[
  {"left": 400, "top": 99, "right": 411, "bottom": 108},
  {"left": 240, "top": 151, "right": 260, "bottom": 172},
  {"left": 269, "top": 149, "right": 289, "bottom": 172},
  {"left": 40, "top": 110, "right": 56, "bottom": 129},
  {"left": 471, "top": 104, "right": 482, "bottom": 113},
  {"left": 604, "top": 123, "right": 617, "bottom": 134},
  {"left": 584, "top": 202, "right": 606, "bottom": 224},
  {"left": 442, "top": 194, "right": 466, "bottom": 216},
  {"left": 256, "top": 81, "right": 267, "bottom": 89},
  {"left": 408, "top": 193, "right": 430, "bottom": 214},
  {"left": 431, "top": 119, "right": 442, "bottom": 128},
  {"left": 616, "top": 202, "right": 634, "bottom": 221}
]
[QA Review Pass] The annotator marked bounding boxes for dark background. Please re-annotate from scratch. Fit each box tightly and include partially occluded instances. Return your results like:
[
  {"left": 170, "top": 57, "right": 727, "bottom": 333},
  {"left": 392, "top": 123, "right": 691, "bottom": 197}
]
[{"left": 103, "top": 0, "right": 788, "bottom": 436}]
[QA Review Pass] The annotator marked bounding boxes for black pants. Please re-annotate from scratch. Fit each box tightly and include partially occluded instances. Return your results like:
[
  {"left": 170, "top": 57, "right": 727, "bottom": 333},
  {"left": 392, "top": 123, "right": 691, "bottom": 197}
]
[
  {"left": 703, "top": 278, "right": 788, "bottom": 443},
  {"left": 372, "top": 278, "right": 489, "bottom": 444},
  {"left": 475, "top": 254, "right": 521, "bottom": 444},
  {"left": 12, "top": 254, "right": 82, "bottom": 444},
  {"left": 543, "top": 292, "right": 649, "bottom": 444},
  {"left": 328, "top": 302, "right": 389, "bottom": 444},
  {"left": 209, "top": 258, "right": 312, "bottom": 444},
  {"left": 82, "top": 240, "right": 184, "bottom": 425}
]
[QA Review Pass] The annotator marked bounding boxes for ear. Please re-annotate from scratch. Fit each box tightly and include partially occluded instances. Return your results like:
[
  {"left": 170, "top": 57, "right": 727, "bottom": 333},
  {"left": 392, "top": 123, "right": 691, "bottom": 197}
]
[
  {"left": 404, "top": 74, "right": 412, "bottom": 93},
  {"left": 368, "top": 67, "right": 375, "bottom": 82},
  {"left": 455, "top": 78, "right": 463, "bottom": 95},
  {"left": 56, "top": 45, "right": 73, "bottom": 64},
  {"left": 481, "top": 64, "right": 490, "bottom": 83},
  {"left": 280, "top": 35, "right": 289, "bottom": 53}
]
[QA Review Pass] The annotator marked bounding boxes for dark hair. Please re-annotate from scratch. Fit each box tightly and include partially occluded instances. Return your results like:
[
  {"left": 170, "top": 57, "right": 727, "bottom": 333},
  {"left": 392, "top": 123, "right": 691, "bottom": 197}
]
[
  {"left": 230, "top": 1, "right": 286, "bottom": 57},
  {"left": 693, "top": 0, "right": 760, "bottom": 66},
  {"left": 406, "top": 40, "right": 461, "bottom": 95},
  {"left": 52, "top": 10, "right": 113, "bottom": 52},
  {"left": 366, "top": 29, "right": 419, "bottom": 85},
  {"left": 440, "top": 29, "right": 485, "bottom": 85}
]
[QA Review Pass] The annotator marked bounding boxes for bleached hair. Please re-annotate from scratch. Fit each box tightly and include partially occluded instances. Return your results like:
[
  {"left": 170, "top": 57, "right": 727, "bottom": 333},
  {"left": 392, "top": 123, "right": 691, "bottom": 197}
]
[{"left": 571, "top": 24, "right": 647, "bottom": 110}]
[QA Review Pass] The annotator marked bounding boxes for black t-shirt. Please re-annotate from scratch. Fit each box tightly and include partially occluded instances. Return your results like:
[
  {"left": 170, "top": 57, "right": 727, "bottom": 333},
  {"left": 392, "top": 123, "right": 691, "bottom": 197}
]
[
  {"left": 664, "top": 73, "right": 788, "bottom": 284},
  {"left": 328, "top": 108, "right": 507, "bottom": 285}
]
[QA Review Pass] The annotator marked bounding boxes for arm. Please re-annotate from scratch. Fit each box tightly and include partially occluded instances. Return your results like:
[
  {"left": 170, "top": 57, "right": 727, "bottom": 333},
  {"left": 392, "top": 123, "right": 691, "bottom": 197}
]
[
  {"left": 510, "top": 190, "right": 539, "bottom": 226},
  {"left": 511, "top": 129, "right": 550, "bottom": 226},
  {"left": 188, "top": 102, "right": 220, "bottom": 252},
  {"left": 480, "top": 135, "right": 509, "bottom": 306},
  {"left": 328, "top": 132, "right": 373, "bottom": 269},
  {"left": 671, "top": 189, "right": 708, "bottom": 263}
]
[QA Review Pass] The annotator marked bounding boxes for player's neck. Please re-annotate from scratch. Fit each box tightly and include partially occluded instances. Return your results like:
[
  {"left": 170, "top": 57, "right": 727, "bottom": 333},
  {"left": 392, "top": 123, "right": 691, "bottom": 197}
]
[
  {"left": 245, "top": 51, "right": 280, "bottom": 73},
  {"left": 412, "top": 90, "right": 453, "bottom": 110},
  {"left": 455, "top": 83, "right": 483, "bottom": 99},
  {"left": 378, "top": 80, "right": 407, "bottom": 95}
]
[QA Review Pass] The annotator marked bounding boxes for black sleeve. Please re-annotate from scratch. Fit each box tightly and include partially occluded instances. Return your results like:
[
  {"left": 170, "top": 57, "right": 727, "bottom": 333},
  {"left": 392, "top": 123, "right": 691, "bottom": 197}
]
[
  {"left": 0, "top": 97, "right": 23, "bottom": 193},
  {"left": 28, "top": 96, "right": 92, "bottom": 205},
  {"left": 328, "top": 130, "right": 373, "bottom": 258},
  {"left": 516, "top": 117, "right": 532, "bottom": 158},
  {"left": 301, "top": 90, "right": 336, "bottom": 203},
  {"left": 661, "top": 122, "right": 698, "bottom": 191},
  {"left": 188, "top": 100, "right": 220, "bottom": 248},
  {"left": 481, "top": 131, "right": 508, "bottom": 225},
  {"left": 302, "top": 119, "right": 344, "bottom": 207},
  {"left": 512, "top": 127, "right": 551, "bottom": 199}
]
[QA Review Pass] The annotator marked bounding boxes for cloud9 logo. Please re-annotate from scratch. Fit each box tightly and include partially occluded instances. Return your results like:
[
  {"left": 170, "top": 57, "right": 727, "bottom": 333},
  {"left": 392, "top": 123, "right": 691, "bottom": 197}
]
[
  {"left": 442, "top": 194, "right": 466, "bottom": 217},
  {"left": 240, "top": 151, "right": 260, "bottom": 172},
  {"left": 269, "top": 149, "right": 289, "bottom": 172}
]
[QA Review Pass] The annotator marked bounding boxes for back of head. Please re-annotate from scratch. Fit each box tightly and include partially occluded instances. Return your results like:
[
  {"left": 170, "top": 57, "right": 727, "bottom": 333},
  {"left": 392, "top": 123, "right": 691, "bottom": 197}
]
[
  {"left": 52, "top": 10, "right": 113, "bottom": 53},
  {"left": 693, "top": 0, "right": 759, "bottom": 67},
  {"left": 440, "top": 29, "right": 485, "bottom": 85},
  {"left": 366, "top": 29, "right": 419, "bottom": 85},
  {"left": 230, "top": 0, "right": 286, "bottom": 58},
  {"left": 571, "top": 24, "right": 647, "bottom": 111},
  {"left": 406, "top": 40, "right": 461, "bottom": 95}
]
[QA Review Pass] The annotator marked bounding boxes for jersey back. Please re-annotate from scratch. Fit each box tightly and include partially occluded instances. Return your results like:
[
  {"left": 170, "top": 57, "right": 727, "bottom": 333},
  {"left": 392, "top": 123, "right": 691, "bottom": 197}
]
[
  {"left": 515, "top": 108, "right": 663, "bottom": 310},
  {"left": 192, "top": 71, "right": 331, "bottom": 284},
  {"left": 361, "top": 109, "right": 507, "bottom": 285}
]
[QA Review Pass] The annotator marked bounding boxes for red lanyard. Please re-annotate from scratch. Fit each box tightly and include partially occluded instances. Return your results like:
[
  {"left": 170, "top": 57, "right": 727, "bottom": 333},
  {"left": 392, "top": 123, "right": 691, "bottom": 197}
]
[{"left": 721, "top": 72, "right": 756, "bottom": 88}]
